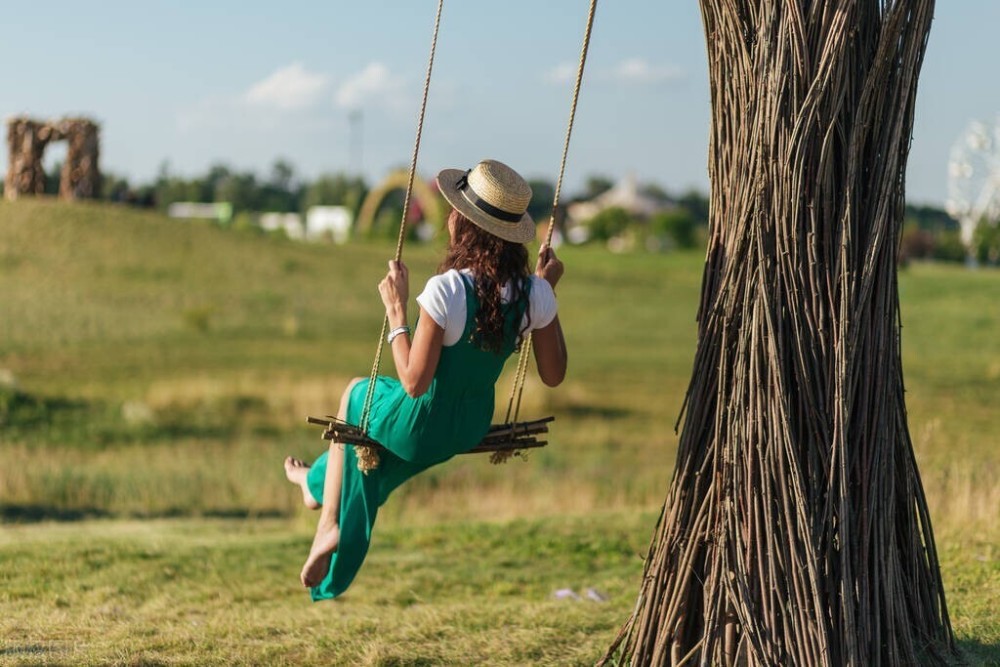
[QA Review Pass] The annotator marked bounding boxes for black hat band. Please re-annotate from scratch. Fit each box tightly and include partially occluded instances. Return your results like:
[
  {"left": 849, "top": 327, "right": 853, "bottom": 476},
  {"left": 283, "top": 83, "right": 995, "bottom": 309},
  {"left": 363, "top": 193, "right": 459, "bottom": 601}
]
[{"left": 456, "top": 170, "right": 523, "bottom": 223}]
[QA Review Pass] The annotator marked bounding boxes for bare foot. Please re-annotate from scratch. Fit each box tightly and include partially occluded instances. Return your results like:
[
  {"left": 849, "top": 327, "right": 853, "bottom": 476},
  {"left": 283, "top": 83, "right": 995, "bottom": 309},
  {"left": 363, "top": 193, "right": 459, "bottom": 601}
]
[
  {"left": 300, "top": 522, "right": 340, "bottom": 588},
  {"left": 284, "top": 457, "right": 320, "bottom": 509}
]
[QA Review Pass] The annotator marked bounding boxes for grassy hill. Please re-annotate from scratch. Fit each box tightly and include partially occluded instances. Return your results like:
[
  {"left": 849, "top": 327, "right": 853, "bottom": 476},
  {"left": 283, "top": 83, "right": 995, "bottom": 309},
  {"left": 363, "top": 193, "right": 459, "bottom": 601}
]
[
  {"left": 1, "top": 198, "right": 998, "bottom": 664},
  {"left": 0, "top": 198, "right": 705, "bottom": 521},
  {"left": 1, "top": 198, "right": 997, "bottom": 525}
]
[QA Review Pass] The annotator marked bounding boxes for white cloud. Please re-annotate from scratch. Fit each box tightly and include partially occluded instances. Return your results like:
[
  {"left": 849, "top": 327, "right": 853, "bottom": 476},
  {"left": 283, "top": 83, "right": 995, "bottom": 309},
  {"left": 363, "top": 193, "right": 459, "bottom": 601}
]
[
  {"left": 244, "top": 63, "right": 330, "bottom": 111},
  {"left": 335, "top": 62, "right": 405, "bottom": 110},
  {"left": 543, "top": 63, "right": 576, "bottom": 85},
  {"left": 610, "top": 58, "right": 684, "bottom": 84},
  {"left": 544, "top": 58, "right": 684, "bottom": 87}
]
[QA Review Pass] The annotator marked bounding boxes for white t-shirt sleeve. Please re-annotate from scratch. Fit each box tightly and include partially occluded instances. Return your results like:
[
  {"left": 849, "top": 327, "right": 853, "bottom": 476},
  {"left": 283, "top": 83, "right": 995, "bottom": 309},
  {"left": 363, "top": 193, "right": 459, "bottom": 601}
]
[
  {"left": 415, "top": 269, "right": 468, "bottom": 346},
  {"left": 526, "top": 275, "right": 558, "bottom": 330}
]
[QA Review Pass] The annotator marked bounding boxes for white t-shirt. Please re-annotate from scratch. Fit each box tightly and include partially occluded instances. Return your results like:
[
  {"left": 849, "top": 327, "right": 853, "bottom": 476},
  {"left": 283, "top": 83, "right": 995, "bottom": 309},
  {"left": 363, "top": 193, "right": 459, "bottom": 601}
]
[{"left": 415, "top": 269, "right": 558, "bottom": 347}]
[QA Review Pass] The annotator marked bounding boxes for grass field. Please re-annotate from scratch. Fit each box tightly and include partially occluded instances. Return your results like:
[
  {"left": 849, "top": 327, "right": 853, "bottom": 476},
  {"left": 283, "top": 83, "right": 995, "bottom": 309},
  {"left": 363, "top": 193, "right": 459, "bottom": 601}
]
[
  {"left": 1, "top": 516, "right": 998, "bottom": 666},
  {"left": 1, "top": 198, "right": 998, "bottom": 664}
]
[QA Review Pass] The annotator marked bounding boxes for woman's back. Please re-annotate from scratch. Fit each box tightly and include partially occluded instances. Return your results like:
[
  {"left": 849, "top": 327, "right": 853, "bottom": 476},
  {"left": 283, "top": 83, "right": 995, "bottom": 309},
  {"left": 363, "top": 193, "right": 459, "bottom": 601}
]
[{"left": 370, "top": 272, "right": 532, "bottom": 465}]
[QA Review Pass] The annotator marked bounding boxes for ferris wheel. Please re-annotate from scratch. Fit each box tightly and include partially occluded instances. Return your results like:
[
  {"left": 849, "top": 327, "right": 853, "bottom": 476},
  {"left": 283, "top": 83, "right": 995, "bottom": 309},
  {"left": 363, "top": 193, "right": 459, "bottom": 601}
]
[{"left": 946, "top": 117, "right": 1000, "bottom": 260}]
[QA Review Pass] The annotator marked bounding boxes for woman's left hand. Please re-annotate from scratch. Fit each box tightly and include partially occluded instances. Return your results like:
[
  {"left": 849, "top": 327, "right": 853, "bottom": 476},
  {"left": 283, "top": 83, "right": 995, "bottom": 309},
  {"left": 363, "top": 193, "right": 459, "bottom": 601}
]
[
  {"left": 378, "top": 260, "right": 409, "bottom": 326},
  {"left": 535, "top": 244, "right": 564, "bottom": 289}
]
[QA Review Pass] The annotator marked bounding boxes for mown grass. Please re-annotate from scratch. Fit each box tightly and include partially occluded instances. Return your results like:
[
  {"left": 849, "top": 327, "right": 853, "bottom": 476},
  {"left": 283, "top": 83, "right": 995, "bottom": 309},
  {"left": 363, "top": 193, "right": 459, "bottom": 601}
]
[
  {"left": 0, "top": 514, "right": 652, "bottom": 666},
  {"left": 0, "top": 515, "right": 997, "bottom": 666},
  {"left": 1, "top": 198, "right": 998, "bottom": 663}
]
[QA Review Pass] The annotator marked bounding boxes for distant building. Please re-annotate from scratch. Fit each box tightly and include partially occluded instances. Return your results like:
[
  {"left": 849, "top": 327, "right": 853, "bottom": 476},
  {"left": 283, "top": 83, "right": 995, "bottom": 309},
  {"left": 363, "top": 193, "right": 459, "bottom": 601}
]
[
  {"left": 167, "top": 202, "right": 233, "bottom": 224},
  {"left": 305, "top": 206, "right": 353, "bottom": 244},
  {"left": 567, "top": 173, "right": 672, "bottom": 224},
  {"left": 259, "top": 212, "right": 305, "bottom": 240}
]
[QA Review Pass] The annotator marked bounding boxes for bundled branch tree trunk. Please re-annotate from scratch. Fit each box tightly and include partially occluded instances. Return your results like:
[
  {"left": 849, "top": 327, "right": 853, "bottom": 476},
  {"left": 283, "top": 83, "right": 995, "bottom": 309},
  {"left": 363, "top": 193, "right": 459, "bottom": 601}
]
[{"left": 603, "top": 1, "right": 954, "bottom": 665}]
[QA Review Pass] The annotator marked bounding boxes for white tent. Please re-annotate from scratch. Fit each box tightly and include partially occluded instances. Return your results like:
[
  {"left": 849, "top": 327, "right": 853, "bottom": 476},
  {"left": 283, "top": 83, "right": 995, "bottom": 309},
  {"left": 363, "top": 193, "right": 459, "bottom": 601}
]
[
  {"left": 260, "top": 213, "right": 305, "bottom": 240},
  {"left": 306, "top": 206, "right": 353, "bottom": 244}
]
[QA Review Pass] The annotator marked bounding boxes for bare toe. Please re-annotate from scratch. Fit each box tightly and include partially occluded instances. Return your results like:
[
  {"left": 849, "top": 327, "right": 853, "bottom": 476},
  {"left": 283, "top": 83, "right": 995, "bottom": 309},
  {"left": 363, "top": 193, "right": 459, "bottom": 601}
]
[
  {"left": 284, "top": 457, "right": 319, "bottom": 509},
  {"left": 284, "top": 457, "right": 309, "bottom": 480}
]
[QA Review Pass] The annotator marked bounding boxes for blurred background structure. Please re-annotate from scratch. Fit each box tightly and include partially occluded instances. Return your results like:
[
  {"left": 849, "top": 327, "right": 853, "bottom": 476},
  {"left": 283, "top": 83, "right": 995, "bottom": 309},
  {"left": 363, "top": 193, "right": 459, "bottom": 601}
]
[{"left": 5, "top": 116, "right": 100, "bottom": 201}]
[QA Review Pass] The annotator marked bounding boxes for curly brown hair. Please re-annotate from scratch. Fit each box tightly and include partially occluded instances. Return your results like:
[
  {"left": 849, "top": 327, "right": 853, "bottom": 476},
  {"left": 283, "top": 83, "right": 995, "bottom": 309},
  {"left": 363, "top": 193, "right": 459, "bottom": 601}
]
[{"left": 438, "top": 210, "right": 532, "bottom": 353}]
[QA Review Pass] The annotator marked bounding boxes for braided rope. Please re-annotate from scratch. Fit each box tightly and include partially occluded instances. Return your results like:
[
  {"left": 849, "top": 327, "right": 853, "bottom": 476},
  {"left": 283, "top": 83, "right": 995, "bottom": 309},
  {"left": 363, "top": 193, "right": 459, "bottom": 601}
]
[
  {"left": 545, "top": 0, "right": 597, "bottom": 249},
  {"left": 494, "top": 0, "right": 597, "bottom": 464},
  {"left": 356, "top": 0, "right": 444, "bottom": 472}
]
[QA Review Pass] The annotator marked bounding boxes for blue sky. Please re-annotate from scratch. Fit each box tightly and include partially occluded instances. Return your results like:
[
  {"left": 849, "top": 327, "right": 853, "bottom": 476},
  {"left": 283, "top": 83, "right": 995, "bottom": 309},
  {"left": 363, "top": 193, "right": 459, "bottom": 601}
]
[{"left": 2, "top": 0, "right": 997, "bottom": 206}]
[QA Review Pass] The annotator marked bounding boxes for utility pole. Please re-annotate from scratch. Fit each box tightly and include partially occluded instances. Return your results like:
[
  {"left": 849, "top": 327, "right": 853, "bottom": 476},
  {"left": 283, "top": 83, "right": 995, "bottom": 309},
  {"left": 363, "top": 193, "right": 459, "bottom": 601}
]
[{"left": 348, "top": 110, "right": 363, "bottom": 177}]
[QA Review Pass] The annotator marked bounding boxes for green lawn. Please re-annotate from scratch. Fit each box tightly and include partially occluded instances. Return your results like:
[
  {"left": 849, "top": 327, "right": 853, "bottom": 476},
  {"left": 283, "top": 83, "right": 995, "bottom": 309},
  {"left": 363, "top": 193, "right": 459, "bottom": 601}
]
[
  {"left": 1, "top": 198, "right": 998, "bottom": 664},
  {"left": 1, "top": 515, "right": 997, "bottom": 666},
  {"left": 1, "top": 515, "right": 650, "bottom": 666}
]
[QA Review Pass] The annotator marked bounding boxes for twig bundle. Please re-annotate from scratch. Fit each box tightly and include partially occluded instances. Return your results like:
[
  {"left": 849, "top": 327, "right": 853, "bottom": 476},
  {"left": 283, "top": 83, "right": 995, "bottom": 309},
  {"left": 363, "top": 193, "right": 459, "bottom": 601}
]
[{"left": 603, "top": 1, "right": 954, "bottom": 665}]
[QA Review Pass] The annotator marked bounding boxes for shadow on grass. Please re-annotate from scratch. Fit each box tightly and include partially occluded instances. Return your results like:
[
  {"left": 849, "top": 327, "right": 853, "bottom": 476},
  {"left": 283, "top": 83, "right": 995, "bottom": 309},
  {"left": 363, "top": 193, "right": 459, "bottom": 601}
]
[
  {"left": 199, "top": 508, "right": 287, "bottom": 520},
  {"left": 0, "top": 645, "right": 64, "bottom": 657},
  {"left": 0, "top": 503, "right": 288, "bottom": 524},
  {"left": 2, "top": 386, "right": 276, "bottom": 449},
  {"left": 0, "top": 504, "right": 111, "bottom": 522},
  {"left": 0, "top": 388, "right": 89, "bottom": 433},
  {"left": 955, "top": 638, "right": 1000, "bottom": 666}
]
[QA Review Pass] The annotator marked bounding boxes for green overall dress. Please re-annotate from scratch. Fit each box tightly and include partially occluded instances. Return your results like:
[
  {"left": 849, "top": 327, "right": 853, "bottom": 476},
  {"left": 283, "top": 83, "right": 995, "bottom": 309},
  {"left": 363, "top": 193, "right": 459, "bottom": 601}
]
[{"left": 306, "top": 273, "right": 529, "bottom": 601}]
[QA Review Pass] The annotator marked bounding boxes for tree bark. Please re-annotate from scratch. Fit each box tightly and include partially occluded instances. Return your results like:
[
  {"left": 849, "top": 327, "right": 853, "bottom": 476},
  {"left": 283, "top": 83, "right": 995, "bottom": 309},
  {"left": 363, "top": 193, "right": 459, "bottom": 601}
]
[{"left": 602, "top": 1, "right": 954, "bottom": 664}]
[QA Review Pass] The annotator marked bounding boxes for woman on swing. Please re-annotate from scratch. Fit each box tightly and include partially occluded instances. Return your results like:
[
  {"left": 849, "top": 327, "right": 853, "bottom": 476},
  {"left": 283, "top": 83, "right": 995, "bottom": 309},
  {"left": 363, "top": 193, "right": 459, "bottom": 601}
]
[{"left": 284, "top": 159, "right": 567, "bottom": 600}]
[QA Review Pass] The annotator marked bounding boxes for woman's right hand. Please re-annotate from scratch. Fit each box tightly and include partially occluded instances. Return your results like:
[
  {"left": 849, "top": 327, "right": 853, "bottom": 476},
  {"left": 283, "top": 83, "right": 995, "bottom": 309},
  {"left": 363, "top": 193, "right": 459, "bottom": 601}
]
[
  {"left": 378, "top": 260, "right": 409, "bottom": 327},
  {"left": 535, "top": 244, "right": 564, "bottom": 289}
]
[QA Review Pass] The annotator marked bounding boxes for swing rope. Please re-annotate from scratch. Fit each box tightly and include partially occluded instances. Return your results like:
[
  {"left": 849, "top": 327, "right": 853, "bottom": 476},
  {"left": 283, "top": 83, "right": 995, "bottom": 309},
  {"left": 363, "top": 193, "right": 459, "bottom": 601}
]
[
  {"left": 354, "top": 0, "right": 444, "bottom": 472},
  {"left": 494, "top": 0, "right": 597, "bottom": 463},
  {"left": 318, "top": 0, "right": 597, "bottom": 472}
]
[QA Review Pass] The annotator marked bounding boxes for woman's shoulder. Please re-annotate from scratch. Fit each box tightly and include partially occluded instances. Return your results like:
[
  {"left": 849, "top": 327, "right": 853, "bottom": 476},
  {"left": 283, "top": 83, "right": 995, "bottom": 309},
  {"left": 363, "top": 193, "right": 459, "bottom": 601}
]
[
  {"left": 423, "top": 269, "right": 469, "bottom": 295},
  {"left": 417, "top": 269, "right": 471, "bottom": 341},
  {"left": 417, "top": 270, "right": 468, "bottom": 326}
]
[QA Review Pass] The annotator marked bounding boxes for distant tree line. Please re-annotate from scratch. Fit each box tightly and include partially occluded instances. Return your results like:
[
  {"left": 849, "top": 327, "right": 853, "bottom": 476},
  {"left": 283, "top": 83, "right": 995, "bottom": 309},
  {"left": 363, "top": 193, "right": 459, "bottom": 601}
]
[
  {"left": 97, "top": 159, "right": 368, "bottom": 220},
  {"left": 900, "top": 205, "right": 999, "bottom": 265},
  {"left": 22, "top": 157, "right": 987, "bottom": 261}
]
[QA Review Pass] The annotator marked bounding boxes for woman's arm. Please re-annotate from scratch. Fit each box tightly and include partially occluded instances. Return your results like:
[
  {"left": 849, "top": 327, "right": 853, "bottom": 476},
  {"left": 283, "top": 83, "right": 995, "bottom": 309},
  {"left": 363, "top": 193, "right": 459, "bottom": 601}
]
[
  {"left": 532, "top": 245, "right": 568, "bottom": 387},
  {"left": 387, "top": 309, "right": 444, "bottom": 397},
  {"left": 379, "top": 261, "right": 445, "bottom": 398},
  {"left": 532, "top": 315, "right": 567, "bottom": 387}
]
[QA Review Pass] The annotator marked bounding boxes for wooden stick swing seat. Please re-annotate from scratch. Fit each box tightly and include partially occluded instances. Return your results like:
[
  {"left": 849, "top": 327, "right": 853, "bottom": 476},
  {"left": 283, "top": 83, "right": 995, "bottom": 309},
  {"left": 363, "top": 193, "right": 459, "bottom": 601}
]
[
  {"left": 307, "top": 415, "right": 555, "bottom": 455},
  {"left": 307, "top": 0, "right": 596, "bottom": 470}
]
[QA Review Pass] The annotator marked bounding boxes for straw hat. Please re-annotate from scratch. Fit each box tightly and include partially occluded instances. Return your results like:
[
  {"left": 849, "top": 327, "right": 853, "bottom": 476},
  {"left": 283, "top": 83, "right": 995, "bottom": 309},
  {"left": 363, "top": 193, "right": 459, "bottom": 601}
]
[{"left": 437, "top": 160, "right": 535, "bottom": 243}]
